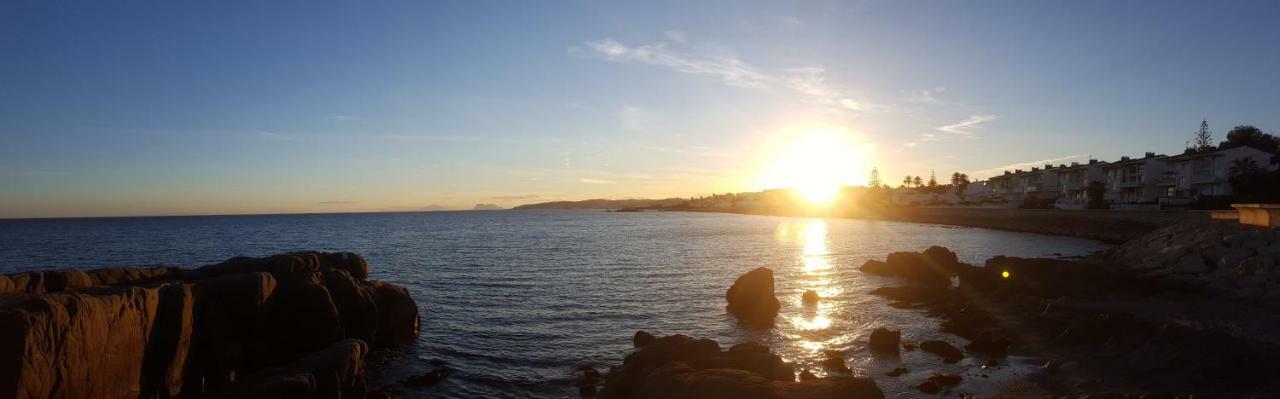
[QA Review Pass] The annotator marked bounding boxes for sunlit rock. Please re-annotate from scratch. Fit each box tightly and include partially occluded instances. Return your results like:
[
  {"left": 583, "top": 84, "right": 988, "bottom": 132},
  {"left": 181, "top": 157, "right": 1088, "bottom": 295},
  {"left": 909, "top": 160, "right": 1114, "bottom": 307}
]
[{"left": 725, "top": 267, "right": 781, "bottom": 325}]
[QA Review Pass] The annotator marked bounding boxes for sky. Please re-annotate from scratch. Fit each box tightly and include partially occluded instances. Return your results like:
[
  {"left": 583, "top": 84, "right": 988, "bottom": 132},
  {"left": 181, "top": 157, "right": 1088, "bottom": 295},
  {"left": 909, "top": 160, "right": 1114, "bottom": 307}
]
[{"left": 3, "top": 1, "right": 1280, "bottom": 218}]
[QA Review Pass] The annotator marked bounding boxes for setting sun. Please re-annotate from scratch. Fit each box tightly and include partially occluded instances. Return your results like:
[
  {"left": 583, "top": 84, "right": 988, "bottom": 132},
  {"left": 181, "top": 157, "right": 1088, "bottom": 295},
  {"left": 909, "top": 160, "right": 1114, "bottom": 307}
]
[{"left": 758, "top": 125, "right": 871, "bottom": 203}]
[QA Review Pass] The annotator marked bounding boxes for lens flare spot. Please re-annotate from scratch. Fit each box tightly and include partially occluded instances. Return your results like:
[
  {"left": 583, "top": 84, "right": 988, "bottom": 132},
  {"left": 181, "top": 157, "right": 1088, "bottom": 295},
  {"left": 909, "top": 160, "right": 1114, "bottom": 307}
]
[{"left": 1002, "top": 270, "right": 1011, "bottom": 278}]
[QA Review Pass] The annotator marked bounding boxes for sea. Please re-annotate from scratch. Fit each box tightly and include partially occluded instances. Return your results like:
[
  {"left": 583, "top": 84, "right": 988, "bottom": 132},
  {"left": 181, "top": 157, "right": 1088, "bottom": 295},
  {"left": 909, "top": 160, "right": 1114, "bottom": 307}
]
[{"left": 0, "top": 210, "right": 1108, "bottom": 398}]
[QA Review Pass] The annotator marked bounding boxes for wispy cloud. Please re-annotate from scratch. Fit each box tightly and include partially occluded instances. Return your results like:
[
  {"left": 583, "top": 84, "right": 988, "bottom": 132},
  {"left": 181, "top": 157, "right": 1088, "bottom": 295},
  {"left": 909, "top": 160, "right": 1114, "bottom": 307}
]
[
  {"left": 971, "top": 154, "right": 1088, "bottom": 178},
  {"left": 905, "top": 87, "right": 947, "bottom": 104},
  {"left": 329, "top": 115, "right": 363, "bottom": 122},
  {"left": 578, "top": 178, "right": 616, "bottom": 184},
  {"left": 317, "top": 200, "right": 357, "bottom": 205},
  {"left": 254, "top": 130, "right": 296, "bottom": 141},
  {"left": 937, "top": 114, "right": 998, "bottom": 135},
  {"left": 579, "top": 38, "right": 771, "bottom": 89},
  {"left": 576, "top": 36, "right": 881, "bottom": 112}
]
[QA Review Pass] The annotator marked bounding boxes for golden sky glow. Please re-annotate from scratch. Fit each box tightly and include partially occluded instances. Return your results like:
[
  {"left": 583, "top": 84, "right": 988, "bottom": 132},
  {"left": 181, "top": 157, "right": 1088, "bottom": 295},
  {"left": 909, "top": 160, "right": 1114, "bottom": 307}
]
[{"left": 756, "top": 124, "right": 874, "bottom": 204}]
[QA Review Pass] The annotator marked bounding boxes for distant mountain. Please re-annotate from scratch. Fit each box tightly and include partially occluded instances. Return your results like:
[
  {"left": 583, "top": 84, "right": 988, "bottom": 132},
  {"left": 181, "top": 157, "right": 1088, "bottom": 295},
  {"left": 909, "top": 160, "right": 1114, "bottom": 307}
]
[
  {"left": 473, "top": 203, "right": 505, "bottom": 211},
  {"left": 512, "top": 198, "right": 686, "bottom": 210}
]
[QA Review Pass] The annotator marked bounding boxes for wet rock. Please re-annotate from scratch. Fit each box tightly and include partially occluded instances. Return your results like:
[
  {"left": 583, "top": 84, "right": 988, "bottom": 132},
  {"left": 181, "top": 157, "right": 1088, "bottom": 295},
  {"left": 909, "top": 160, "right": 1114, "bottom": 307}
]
[
  {"left": 718, "top": 342, "right": 796, "bottom": 381},
  {"left": 868, "top": 328, "right": 901, "bottom": 353},
  {"left": 886, "top": 367, "right": 908, "bottom": 377},
  {"left": 599, "top": 333, "right": 883, "bottom": 399},
  {"left": 370, "top": 281, "right": 420, "bottom": 346},
  {"left": 405, "top": 366, "right": 451, "bottom": 387},
  {"left": 798, "top": 369, "right": 818, "bottom": 381},
  {"left": 725, "top": 267, "right": 781, "bottom": 325},
  {"left": 577, "top": 365, "right": 603, "bottom": 398},
  {"left": 965, "top": 331, "right": 1010, "bottom": 357},
  {"left": 920, "top": 340, "right": 963, "bottom": 363},
  {"left": 918, "top": 373, "right": 961, "bottom": 394},
  {"left": 801, "top": 290, "right": 820, "bottom": 304},
  {"left": 208, "top": 339, "right": 367, "bottom": 399},
  {"left": 634, "top": 330, "right": 656, "bottom": 347},
  {"left": 820, "top": 351, "right": 851, "bottom": 374}
]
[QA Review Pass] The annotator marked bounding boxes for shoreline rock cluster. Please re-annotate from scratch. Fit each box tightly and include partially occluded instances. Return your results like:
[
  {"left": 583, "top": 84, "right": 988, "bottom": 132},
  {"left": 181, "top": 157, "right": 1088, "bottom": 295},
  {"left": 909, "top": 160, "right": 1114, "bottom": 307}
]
[
  {"left": 859, "top": 229, "right": 1280, "bottom": 397},
  {"left": 597, "top": 333, "right": 883, "bottom": 399},
  {"left": 0, "top": 252, "right": 419, "bottom": 399}
]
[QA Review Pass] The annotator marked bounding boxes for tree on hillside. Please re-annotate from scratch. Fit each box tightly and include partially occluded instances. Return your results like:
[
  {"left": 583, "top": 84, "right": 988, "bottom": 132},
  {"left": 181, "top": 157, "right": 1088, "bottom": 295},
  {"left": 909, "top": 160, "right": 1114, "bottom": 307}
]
[
  {"left": 1228, "top": 157, "right": 1268, "bottom": 201},
  {"left": 950, "top": 172, "right": 971, "bottom": 197},
  {"left": 1193, "top": 120, "right": 1214, "bottom": 151},
  {"left": 927, "top": 170, "right": 938, "bottom": 192},
  {"left": 869, "top": 167, "right": 881, "bottom": 188},
  {"left": 1221, "top": 125, "right": 1280, "bottom": 154}
]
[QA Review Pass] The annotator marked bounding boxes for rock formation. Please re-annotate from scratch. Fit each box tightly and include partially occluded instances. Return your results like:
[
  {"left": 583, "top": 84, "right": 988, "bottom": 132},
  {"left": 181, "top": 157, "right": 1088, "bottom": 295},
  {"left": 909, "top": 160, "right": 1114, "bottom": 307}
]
[
  {"left": 598, "top": 333, "right": 883, "bottom": 399},
  {"left": 725, "top": 267, "right": 781, "bottom": 325},
  {"left": 858, "top": 246, "right": 962, "bottom": 287},
  {"left": 0, "top": 251, "right": 418, "bottom": 399},
  {"left": 867, "top": 328, "right": 900, "bottom": 353}
]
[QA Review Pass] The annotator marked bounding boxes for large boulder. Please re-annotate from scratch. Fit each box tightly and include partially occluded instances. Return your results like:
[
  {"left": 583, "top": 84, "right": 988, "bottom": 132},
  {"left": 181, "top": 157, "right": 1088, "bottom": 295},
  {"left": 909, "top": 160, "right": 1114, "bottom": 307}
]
[
  {"left": 370, "top": 281, "right": 420, "bottom": 346},
  {"left": 725, "top": 267, "right": 781, "bottom": 325},
  {"left": 0, "top": 286, "right": 167, "bottom": 399}
]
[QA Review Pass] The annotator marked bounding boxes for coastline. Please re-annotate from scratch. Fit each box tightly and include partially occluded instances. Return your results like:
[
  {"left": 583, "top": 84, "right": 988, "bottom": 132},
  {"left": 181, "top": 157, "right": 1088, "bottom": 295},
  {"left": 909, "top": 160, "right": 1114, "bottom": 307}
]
[{"left": 660, "top": 207, "right": 1195, "bottom": 244}]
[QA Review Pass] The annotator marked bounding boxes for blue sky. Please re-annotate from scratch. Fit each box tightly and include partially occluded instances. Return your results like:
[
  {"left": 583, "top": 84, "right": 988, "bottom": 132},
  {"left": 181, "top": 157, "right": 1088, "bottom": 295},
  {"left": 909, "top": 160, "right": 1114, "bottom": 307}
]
[{"left": 3, "top": 1, "right": 1280, "bottom": 217}]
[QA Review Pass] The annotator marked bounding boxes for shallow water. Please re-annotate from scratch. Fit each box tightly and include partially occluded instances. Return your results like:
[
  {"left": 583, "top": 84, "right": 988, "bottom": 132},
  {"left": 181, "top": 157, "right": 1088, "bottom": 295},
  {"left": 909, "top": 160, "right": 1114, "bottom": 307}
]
[{"left": 0, "top": 210, "right": 1107, "bottom": 397}]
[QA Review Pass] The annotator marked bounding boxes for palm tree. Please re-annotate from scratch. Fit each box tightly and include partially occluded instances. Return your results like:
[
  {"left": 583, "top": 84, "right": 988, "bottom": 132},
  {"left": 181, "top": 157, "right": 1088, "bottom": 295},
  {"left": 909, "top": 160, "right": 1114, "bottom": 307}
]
[
  {"left": 912, "top": 176, "right": 923, "bottom": 189},
  {"left": 903, "top": 176, "right": 912, "bottom": 188}
]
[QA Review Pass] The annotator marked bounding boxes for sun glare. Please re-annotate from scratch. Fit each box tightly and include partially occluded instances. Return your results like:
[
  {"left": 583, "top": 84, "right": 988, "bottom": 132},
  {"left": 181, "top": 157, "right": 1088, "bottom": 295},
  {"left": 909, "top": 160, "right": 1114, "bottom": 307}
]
[{"left": 758, "top": 125, "right": 870, "bottom": 204}]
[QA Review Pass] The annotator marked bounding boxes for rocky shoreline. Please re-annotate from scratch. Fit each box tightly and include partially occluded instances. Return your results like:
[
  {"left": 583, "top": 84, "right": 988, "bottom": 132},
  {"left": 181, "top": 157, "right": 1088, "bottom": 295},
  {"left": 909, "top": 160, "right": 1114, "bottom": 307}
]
[
  {"left": 0, "top": 252, "right": 419, "bottom": 399},
  {"left": 590, "top": 219, "right": 1280, "bottom": 398}
]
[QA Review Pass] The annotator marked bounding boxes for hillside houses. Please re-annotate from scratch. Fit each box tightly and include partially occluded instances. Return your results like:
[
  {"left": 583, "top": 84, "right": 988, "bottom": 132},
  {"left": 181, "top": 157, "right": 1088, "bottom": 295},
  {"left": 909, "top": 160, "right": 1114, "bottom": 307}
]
[{"left": 984, "top": 145, "right": 1277, "bottom": 209}]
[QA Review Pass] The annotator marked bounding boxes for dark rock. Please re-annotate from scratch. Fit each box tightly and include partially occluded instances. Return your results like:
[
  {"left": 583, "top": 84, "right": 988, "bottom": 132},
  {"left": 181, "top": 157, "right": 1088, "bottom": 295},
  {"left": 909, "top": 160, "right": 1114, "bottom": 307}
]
[
  {"left": 801, "top": 290, "right": 820, "bottom": 304},
  {"left": 405, "top": 366, "right": 450, "bottom": 388},
  {"left": 370, "top": 281, "right": 420, "bottom": 346},
  {"left": 577, "top": 365, "right": 602, "bottom": 398},
  {"left": 799, "top": 369, "right": 818, "bottom": 381},
  {"left": 920, "top": 340, "right": 963, "bottom": 363},
  {"left": 634, "top": 330, "right": 656, "bottom": 347},
  {"left": 141, "top": 283, "right": 197, "bottom": 398},
  {"left": 965, "top": 331, "right": 1010, "bottom": 357},
  {"left": 208, "top": 339, "right": 367, "bottom": 399},
  {"left": 819, "top": 351, "right": 850, "bottom": 374},
  {"left": 598, "top": 333, "right": 883, "bottom": 399},
  {"left": 886, "top": 367, "right": 908, "bottom": 377},
  {"left": 718, "top": 342, "right": 795, "bottom": 381},
  {"left": 251, "top": 279, "right": 344, "bottom": 369},
  {"left": 725, "top": 267, "right": 781, "bottom": 325},
  {"left": 323, "top": 269, "right": 380, "bottom": 344},
  {"left": 918, "top": 373, "right": 961, "bottom": 394},
  {"left": 860, "top": 247, "right": 961, "bottom": 287},
  {"left": 868, "top": 328, "right": 901, "bottom": 353}
]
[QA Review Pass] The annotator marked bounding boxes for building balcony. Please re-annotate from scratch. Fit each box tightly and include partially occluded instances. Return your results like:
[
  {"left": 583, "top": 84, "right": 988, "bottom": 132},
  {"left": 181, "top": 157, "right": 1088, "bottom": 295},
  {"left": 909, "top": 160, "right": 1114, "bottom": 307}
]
[{"left": 1190, "top": 172, "right": 1216, "bottom": 184}]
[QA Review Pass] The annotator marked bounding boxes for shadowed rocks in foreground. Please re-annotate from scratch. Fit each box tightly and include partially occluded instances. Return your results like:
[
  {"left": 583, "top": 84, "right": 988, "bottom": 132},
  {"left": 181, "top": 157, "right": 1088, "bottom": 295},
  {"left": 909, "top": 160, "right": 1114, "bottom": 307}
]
[
  {"left": 725, "top": 267, "right": 781, "bottom": 325},
  {"left": 598, "top": 333, "right": 883, "bottom": 399},
  {"left": 0, "top": 251, "right": 419, "bottom": 399}
]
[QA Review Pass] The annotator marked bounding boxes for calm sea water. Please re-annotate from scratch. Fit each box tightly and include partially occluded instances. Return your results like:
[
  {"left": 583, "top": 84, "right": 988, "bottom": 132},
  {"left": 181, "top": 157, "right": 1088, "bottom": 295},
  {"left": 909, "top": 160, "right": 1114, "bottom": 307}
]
[{"left": 0, "top": 210, "right": 1107, "bottom": 397}]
